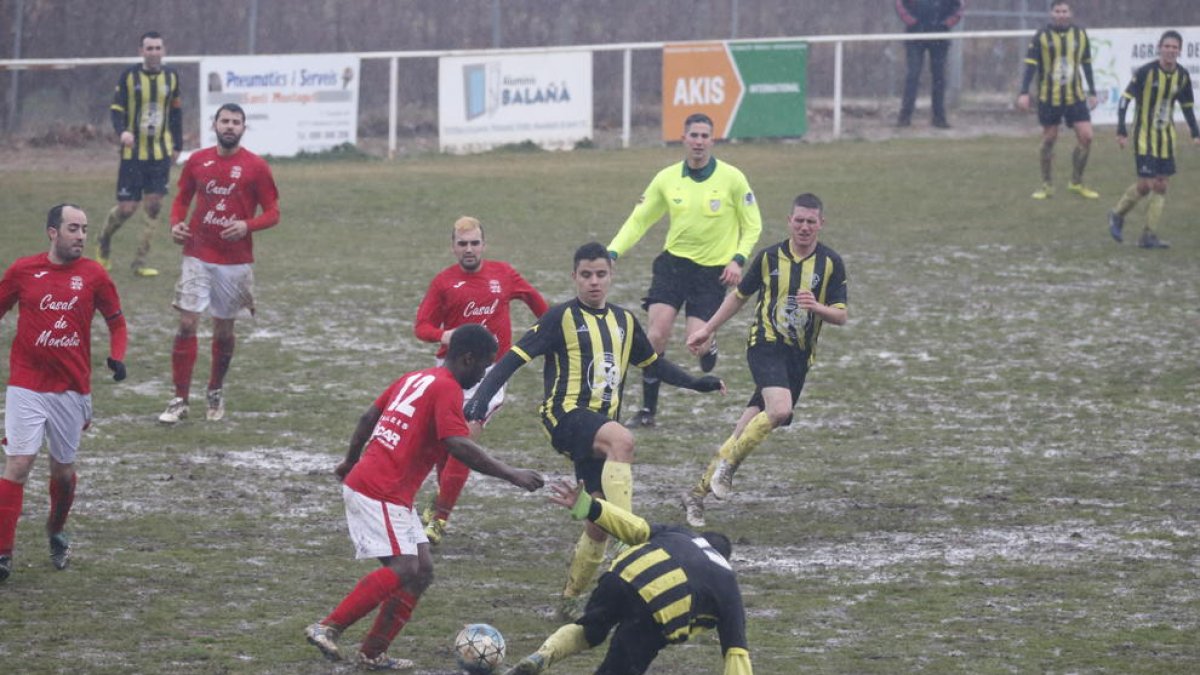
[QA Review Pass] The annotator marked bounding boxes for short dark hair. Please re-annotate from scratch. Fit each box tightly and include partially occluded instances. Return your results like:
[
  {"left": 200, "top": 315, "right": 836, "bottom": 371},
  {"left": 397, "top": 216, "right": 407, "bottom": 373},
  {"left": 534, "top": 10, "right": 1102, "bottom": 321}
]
[
  {"left": 214, "top": 103, "right": 246, "bottom": 123},
  {"left": 684, "top": 113, "right": 714, "bottom": 131},
  {"left": 1050, "top": 1, "right": 1069, "bottom": 9},
  {"left": 140, "top": 31, "right": 163, "bottom": 45},
  {"left": 46, "top": 203, "right": 81, "bottom": 230},
  {"left": 1160, "top": 30, "right": 1183, "bottom": 48},
  {"left": 573, "top": 242, "right": 611, "bottom": 270},
  {"left": 700, "top": 531, "right": 733, "bottom": 560},
  {"left": 446, "top": 324, "right": 498, "bottom": 361},
  {"left": 792, "top": 193, "right": 824, "bottom": 214}
]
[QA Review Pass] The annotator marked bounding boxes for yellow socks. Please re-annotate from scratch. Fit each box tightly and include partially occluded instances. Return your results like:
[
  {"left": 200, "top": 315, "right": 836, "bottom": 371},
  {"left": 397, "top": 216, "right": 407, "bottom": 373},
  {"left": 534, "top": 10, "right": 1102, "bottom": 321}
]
[
  {"left": 535, "top": 623, "right": 590, "bottom": 667},
  {"left": 599, "top": 461, "right": 632, "bottom": 513},
  {"left": 726, "top": 411, "right": 774, "bottom": 466},
  {"left": 1114, "top": 183, "right": 1142, "bottom": 216},
  {"left": 1146, "top": 193, "right": 1165, "bottom": 234},
  {"left": 563, "top": 530, "right": 606, "bottom": 597}
]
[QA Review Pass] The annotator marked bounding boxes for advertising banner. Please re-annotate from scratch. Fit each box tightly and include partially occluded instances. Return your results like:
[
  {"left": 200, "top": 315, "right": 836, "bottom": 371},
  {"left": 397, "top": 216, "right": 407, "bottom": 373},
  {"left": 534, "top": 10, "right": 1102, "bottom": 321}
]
[
  {"left": 438, "top": 51, "right": 593, "bottom": 154},
  {"left": 661, "top": 40, "right": 808, "bottom": 141},
  {"left": 199, "top": 54, "right": 360, "bottom": 157},
  {"left": 1086, "top": 27, "right": 1200, "bottom": 126}
]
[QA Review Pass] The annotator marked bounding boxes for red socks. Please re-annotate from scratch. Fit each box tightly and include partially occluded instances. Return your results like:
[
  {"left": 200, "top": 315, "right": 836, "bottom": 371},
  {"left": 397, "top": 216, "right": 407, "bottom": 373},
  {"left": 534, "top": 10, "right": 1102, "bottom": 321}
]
[
  {"left": 325, "top": 566, "right": 401, "bottom": 629},
  {"left": 208, "top": 333, "right": 235, "bottom": 391},
  {"left": 435, "top": 458, "right": 470, "bottom": 522},
  {"left": 360, "top": 588, "right": 419, "bottom": 658},
  {"left": 47, "top": 473, "right": 77, "bottom": 535},
  {"left": 0, "top": 478, "right": 26, "bottom": 556},
  {"left": 172, "top": 334, "right": 198, "bottom": 399}
]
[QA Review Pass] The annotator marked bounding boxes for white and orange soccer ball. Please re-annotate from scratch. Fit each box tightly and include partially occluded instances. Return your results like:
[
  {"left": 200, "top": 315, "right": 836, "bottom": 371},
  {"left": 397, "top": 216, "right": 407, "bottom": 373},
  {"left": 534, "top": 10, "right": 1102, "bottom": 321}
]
[{"left": 454, "top": 623, "right": 506, "bottom": 674}]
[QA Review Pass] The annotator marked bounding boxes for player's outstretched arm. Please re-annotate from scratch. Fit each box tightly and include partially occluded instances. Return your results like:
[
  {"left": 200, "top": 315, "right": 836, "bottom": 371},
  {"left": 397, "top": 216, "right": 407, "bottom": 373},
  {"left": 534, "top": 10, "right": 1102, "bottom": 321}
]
[
  {"left": 549, "top": 480, "right": 651, "bottom": 545},
  {"left": 335, "top": 404, "right": 382, "bottom": 480},
  {"left": 464, "top": 351, "right": 524, "bottom": 421},
  {"left": 645, "top": 357, "right": 724, "bottom": 394},
  {"left": 687, "top": 292, "right": 749, "bottom": 354},
  {"left": 445, "top": 436, "right": 543, "bottom": 491}
]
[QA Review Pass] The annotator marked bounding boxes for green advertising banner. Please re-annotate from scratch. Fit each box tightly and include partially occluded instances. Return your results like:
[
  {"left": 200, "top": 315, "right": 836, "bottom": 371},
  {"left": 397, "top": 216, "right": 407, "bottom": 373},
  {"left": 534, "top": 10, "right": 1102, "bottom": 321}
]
[
  {"left": 727, "top": 40, "right": 808, "bottom": 138},
  {"left": 662, "top": 39, "right": 808, "bottom": 140}
]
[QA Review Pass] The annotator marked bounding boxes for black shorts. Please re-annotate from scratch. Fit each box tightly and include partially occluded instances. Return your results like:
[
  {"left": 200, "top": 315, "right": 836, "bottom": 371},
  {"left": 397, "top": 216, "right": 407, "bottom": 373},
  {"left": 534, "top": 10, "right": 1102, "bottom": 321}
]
[
  {"left": 1135, "top": 153, "right": 1176, "bottom": 178},
  {"left": 642, "top": 251, "right": 725, "bottom": 321},
  {"left": 578, "top": 573, "right": 668, "bottom": 674},
  {"left": 1037, "top": 100, "right": 1091, "bottom": 128},
  {"left": 116, "top": 157, "right": 171, "bottom": 202},
  {"left": 745, "top": 342, "right": 809, "bottom": 423},
  {"left": 546, "top": 408, "right": 612, "bottom": 494}
]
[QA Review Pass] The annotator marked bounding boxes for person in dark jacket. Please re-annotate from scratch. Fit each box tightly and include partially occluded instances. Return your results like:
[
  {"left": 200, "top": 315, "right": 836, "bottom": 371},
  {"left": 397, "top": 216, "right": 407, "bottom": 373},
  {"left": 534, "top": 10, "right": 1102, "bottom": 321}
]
[{"left": 895, "top": 0, "right": 966, "bottom": 128}]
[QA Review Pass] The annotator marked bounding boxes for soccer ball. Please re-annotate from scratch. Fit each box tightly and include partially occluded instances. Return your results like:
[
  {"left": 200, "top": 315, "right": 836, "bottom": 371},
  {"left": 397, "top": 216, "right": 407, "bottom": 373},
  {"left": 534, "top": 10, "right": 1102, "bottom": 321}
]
[{"left": 454, "top": 623, "right": 506, "bottom": 674}]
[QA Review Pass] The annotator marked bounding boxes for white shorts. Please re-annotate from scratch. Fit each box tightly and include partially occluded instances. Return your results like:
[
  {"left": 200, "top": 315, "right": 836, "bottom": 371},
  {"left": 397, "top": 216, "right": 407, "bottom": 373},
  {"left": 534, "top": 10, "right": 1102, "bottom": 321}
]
[
  {"left": 174, "top": 255, "right": 256, "bottom": 319},
  {"left": 342, "top": 484, "right": 427, "bottom": 559},
  {"left": 438, "top": 359, "right": 506, "bottom": 423},
  {"left": 3, "top": 386, "right": 92, "bottom": 463}
]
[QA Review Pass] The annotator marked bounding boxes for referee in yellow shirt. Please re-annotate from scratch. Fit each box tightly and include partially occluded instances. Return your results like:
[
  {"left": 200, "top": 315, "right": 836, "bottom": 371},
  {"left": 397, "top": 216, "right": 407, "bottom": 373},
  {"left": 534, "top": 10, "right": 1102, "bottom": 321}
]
[{"left": 608, "top": 113, "right": 762, "bottom": 429}]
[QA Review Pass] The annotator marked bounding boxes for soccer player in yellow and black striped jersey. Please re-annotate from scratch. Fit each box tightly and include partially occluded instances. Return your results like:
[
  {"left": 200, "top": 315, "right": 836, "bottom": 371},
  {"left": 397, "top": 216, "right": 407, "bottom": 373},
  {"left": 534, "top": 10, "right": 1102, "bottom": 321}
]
[
  {"left": 1016, "top": 1, "right": 1099, "bottom": 201},
  {"left": 502, "top": 480, "right": 752, "bottom": 675},
  {"left": 608, "top": 112, "right": 762, "bottom": 430},
  {"left": 98, "top": 31, "right": 183, "bottom": 277},
  {"left": 1107, "top": 30, "right": 1200, "bottom": 250},
  {"left": 681, "top": 194, "right": 847, "bottom": 528},
  {"left": 465, "top": 242, "right": 724, "bottom": 616}
]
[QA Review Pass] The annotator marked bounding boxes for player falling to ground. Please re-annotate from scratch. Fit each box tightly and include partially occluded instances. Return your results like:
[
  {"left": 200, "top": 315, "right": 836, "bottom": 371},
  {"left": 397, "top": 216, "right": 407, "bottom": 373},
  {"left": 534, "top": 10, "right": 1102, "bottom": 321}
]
[
  {"left": 158, "top": 103, "right": 279, "bottom": 425},
  {"left": 609, "top": 112, "right": 761, "bottom": 430},
  {"left": 0, "top": 204, "right": 127, "bottom": 582},
  {"left": 412, "top": 216, "right": 548, "bottom": 545},
  {"left": 98, "top": 31, "right": 183, "bottom": 278},
  {"left": 304, "top": 325, "right": 543, "bottom": 670},
  {"left": 682, "top": 194, "right": 847, "bottom": 528},
  {"left": 1016, "top": 1, "right": 1099, "bottom": 201},
  {"left": 503, "top": 480, "right": 752, "bottom": 675},
  {"left": 464, "top": 242, "right": 725, "bottom": 619},
  {"left": 1107, "top": 30, "right": 1200, "bottom": 250}
]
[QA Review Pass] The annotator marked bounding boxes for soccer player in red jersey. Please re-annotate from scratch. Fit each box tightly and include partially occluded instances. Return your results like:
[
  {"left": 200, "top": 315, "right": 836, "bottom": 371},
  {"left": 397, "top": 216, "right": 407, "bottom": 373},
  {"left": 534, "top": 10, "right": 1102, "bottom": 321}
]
[
  {"left": 0, "top": 204, "right": 128, "bottom": 581},
  {"left": 304, "top": 325, "right": 543, "bottom": 670},
  {"left": 159, "top": 103, "right": 280, "bottom": 424},
  {"left": 413, "top": 216, "right": 549, "bottom": 544}
]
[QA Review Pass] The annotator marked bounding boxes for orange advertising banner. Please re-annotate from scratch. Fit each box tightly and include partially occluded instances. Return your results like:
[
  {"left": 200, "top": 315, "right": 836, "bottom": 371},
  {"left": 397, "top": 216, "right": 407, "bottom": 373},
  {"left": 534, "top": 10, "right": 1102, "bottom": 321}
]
[{"left": 661, "top": 42, "right": 741, "bottom": 141}]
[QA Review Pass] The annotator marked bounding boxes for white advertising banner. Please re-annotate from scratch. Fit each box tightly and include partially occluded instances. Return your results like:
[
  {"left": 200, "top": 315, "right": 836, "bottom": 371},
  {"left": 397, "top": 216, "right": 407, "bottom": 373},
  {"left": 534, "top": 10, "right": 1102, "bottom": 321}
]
[
  {"left": 1088, "top": 27, "right": 1200, "bottom": 126},
  {"left": 199, "top": 54, "right": 359, "bottom": 157},
  {"left": 438, "top": 51, "right": 593, "bottom": 154}
]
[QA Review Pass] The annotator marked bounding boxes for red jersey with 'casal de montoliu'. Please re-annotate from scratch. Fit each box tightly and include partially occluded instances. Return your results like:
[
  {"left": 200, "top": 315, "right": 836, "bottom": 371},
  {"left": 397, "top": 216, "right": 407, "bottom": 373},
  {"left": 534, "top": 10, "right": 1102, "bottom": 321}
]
[
  {"left": 414, "top": 260, "right": 548, "bottom": 360},
  {"left": 0, "top": 253, "right": 125, "bottom": 394},
  {"left": 170, "top": 145, "right": 280, "bottom": 265}
]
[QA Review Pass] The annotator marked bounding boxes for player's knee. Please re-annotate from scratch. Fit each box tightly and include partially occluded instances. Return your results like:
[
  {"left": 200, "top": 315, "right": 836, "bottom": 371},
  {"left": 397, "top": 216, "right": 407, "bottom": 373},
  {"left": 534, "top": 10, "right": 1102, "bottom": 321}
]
[
  {"left": 117, "top": 202, "right": 138, "bottom": 218},
  {"left": 144, "top": 202, "right": 162, "bottom": 219},
  {"left": 600, "top": 428, "right": 635, "bottom": 463},
  {"left": 3, "top": 452, "right": 41, "bottom": 482},
  {"left": 176, "top": 318, "right": 199, "bottom": 339},
  {"left": 765, "top": 405, "right": 792, "bottom": 428},
  {"left": 1152, "top": 178, "right": 1169, "bottom": 194}
]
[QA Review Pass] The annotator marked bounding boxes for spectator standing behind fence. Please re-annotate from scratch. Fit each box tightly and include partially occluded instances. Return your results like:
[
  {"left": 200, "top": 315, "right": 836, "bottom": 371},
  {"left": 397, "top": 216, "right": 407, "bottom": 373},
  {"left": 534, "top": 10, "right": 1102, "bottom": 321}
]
[
  {"left": 895, "top": 0, "right": 965, "bottom": 129},
  {"left": 1016, "top": 1, "right": 1099, "bottom": 201}
]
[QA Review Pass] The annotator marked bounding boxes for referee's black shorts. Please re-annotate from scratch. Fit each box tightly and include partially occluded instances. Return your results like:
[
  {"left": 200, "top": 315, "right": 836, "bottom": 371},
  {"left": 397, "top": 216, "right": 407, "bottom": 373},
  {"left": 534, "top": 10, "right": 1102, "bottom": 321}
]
[{"left": 642, "top": 251, "right": 725, "bottom": 321}]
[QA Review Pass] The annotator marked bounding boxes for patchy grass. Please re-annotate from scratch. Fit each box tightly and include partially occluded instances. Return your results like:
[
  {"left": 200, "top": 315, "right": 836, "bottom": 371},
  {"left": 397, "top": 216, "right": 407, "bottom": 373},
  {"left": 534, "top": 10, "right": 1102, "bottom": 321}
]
[{"left": 0, "top": 135, "right": 1198, "bottom": 674}]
